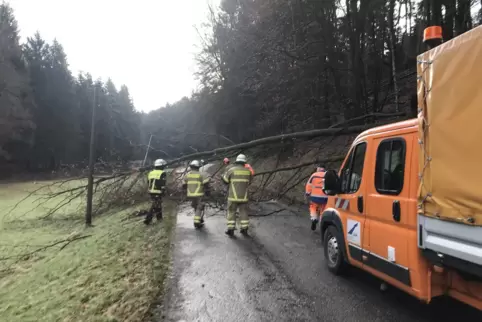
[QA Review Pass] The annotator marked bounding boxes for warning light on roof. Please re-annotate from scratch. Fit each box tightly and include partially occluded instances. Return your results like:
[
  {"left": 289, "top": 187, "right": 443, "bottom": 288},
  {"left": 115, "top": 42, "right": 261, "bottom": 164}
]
[{"left": 423, "top": 26, "right": 443, "bottom": 43}]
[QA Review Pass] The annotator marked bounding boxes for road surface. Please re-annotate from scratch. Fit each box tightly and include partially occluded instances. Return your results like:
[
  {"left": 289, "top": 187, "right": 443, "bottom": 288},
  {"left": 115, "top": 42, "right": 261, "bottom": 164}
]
[{"left": 151, "top": 201, "right": 482, "bottom": 322}]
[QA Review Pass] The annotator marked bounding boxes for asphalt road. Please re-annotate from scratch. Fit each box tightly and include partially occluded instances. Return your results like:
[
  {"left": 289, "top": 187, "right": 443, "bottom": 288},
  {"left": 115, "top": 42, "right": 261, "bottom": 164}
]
[{"left": 155, "top": 202, "right": 482, "bottom": 322}]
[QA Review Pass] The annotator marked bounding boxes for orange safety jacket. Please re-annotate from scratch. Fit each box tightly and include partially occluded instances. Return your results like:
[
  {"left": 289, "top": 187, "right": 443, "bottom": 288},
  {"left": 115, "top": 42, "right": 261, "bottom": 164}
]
[
  {"left": 245, "top": 163, "right": 254, "bottom": 176},
  {"left": 305, "top": 170, "right": 328, "bottom": 204}
]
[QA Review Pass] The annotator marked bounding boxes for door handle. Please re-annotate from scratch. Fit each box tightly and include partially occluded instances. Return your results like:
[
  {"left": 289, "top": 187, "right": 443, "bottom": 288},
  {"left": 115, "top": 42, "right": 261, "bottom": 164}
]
[
  {"left": 357, "top": 195, "right": 364, "bottom": 213},
  {"left": 392, "top": 200, "right": 401, "bottom": 222}
]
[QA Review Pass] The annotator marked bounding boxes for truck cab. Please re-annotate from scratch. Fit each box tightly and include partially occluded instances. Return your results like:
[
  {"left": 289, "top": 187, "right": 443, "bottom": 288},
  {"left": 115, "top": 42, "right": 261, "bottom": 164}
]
[{"left": 320, "top": 25, "right": 482, "bottom": 310}]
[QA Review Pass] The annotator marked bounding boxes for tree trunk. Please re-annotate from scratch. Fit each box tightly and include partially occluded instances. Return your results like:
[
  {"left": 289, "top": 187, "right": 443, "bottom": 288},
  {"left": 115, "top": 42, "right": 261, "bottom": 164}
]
[
  {"left": 455, "top": 0, "right": 472, "bottom": 35},
  {"left": 388, "top": 0, "right": 399, "bottom": 112},
  {"left": 162, "top": 117, "right": 407, "bottom": 167},
  {"left": 430, "top": 0, "right": 442, "bottom": 26},
  {"left": 443, "top": 0, "right": 456, "bottom": 40},
  {"left": 347, "top": 0, "right": 363, "bottom": 115},
  {"left": 425, "top": 0, "right": 432, "bottom": 25}
]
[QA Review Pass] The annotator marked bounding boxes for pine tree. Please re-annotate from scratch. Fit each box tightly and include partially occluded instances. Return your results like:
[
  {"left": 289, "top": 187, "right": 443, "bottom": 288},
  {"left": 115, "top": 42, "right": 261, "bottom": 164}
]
[
  {"left": 0, "top": 3, "right": 35, "bottom": 163},
  {"left": 24, "top": 34, "right": 76, "bottom": 168}
]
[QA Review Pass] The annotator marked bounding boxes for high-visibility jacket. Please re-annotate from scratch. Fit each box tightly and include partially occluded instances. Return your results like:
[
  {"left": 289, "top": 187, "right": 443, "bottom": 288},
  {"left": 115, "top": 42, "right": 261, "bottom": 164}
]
[
  {"left": 147, "top": 169, "right": 166, "bottom": 194},
  {"left": 222, "top": 164, "right": 252, "bottom": 203},
  {"left": 245, "top": 163, "right": 254, "bottom": 176},
  {"left": 184, "top": 170, "right": 209, "bottom": 198},
  {"left": 305, "top": 170, "right": 328, "bottom": 204}
]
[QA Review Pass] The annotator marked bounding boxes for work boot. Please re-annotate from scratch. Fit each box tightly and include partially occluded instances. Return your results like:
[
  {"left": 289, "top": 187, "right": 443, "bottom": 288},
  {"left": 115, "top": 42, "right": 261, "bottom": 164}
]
[
  {"left": 240, "top": 228, "right": 248, "bottom": 236},
  {"left": 225, "top": 229, "right": 235, "bottom": 237},
  {"left": 144, "top": 212, "right": 153, "bottom": 225},
  {"left": 156, "top": 212, "right": 163, "bottom": 221},
  {"left": 311, "top": 219, "right": 318, "bottom": 231}
]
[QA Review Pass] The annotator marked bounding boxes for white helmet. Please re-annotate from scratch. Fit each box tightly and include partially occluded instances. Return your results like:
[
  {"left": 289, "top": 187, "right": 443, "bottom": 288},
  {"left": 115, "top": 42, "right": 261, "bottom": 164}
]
[
  {"left": 190, "top": 160, "right": 201, "bottom": 168},
  {"left": 235, "top": 154, "right": 247, "bottom": 163},
  {"left": 154, "top": 159, "right": 167, "bottom": 167}
]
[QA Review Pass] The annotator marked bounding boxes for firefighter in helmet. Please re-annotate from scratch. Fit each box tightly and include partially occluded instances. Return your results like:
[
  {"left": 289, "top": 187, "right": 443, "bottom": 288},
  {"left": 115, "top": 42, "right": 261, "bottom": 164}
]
[
  {"left": 146, "top": 159, "right": 167, "bottom": 224},
  {"left": 222, "top": 154, "right": 253, "bottom": 236},
  {"left": 183, "top": 160, "right": 210, "bottom": 228}
]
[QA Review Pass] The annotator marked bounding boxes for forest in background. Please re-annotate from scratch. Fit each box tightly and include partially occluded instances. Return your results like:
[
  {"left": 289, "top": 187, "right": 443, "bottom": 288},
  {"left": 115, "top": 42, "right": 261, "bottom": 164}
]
[{"left": 1, "top": 0, "right": 481, "bottom": 175}]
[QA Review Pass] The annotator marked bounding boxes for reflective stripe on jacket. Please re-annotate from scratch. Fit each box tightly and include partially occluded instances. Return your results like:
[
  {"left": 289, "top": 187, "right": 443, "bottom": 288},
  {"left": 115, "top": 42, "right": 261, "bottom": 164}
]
[
  {"left": 305, "top": 171, "right": 327, "bottom": 202},
  {"left": 222, "top": 164, "right": 252, "bottom": 203},
  {"left": 147, "top": 169, "right": 166, "bottom": 194},
  {"left": 184, "top": 170, "right": 209, "bottom": 197}
]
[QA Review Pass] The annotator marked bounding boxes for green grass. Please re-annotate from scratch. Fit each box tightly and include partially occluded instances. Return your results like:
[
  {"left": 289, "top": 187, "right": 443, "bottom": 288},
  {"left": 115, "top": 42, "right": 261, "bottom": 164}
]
[{"left": 0, "top": 180, "right": 176, "bottom": 322}]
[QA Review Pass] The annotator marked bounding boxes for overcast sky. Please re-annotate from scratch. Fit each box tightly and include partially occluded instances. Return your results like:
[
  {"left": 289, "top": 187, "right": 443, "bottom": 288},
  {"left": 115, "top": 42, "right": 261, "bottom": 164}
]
[{"left": 9, "top": 0, "right": 220, "bottom": 112}]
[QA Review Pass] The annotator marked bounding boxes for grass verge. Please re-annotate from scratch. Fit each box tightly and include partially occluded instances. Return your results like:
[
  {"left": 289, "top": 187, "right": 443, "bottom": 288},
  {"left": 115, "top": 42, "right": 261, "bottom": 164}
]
[{"left": 0, "top": 180, "right": 176, "bottom": 322}]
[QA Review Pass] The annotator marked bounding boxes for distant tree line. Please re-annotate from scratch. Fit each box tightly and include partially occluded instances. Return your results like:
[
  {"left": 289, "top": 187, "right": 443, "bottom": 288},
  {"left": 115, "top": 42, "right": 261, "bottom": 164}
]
[
  {"left": 1, "top": 1, "right": 481, "bottom": 173},
  {"left": 0, "top": 2, "right": 141, "bottom": 174},
  {"left": 142, "top": 0, "right": 481, "bottom": 157}
]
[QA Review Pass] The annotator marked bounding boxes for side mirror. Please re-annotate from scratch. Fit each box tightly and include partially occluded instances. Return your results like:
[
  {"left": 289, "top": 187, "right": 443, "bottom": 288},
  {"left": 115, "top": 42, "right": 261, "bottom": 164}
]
[{"left": 323, "top": 170, "right": 340, "bottom": 196}]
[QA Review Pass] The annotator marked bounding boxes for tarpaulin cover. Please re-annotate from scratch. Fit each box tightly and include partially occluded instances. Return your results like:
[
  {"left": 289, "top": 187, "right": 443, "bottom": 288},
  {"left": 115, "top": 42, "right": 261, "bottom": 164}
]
[{"left": 418, "top": 26, "right": 482, "bottom": 226}]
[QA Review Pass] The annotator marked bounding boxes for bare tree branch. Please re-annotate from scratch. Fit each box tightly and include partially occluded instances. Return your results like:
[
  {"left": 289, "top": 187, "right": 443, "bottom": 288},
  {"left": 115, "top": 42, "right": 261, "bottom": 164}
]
[
  {"left": 254, "top": 156, "right": 345, "bottom": 177},
  {"left": 0, "top": 235, "right": 91, "bottom": 261}
]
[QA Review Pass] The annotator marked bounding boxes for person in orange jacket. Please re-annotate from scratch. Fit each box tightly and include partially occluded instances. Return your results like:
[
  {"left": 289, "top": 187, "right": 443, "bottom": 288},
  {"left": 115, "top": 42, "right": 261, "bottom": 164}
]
[{"left": 305, "top": 165, "right": 328, "bottom": 231}]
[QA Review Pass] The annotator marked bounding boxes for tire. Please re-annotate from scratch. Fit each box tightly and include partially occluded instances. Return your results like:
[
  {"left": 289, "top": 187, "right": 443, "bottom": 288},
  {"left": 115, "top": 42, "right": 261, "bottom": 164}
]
[{"left": 323, "top": 225, "right": 348, "bottom": 275}]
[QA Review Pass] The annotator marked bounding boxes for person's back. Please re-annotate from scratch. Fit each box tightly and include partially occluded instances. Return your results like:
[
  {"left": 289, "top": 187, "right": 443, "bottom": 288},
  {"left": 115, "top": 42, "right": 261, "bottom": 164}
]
[
  {"left": 184, "top": 168, "right": 207, "bottom": 198},
  {"left": 183, "top": 160, "right": 210, "bottom": 228},
  {"left": 147, "top": 169, "right": 167, "bottom": 195},
  {"left": 222, "top": 154, "right": 253, "bottom": 236},
  {"left": 223, "top": 163, "right": 252, "bottom": 203},
  {"left": 306, "top": 171, "right": 327, "bottom": 204},
  {"left": 145, "top": 159, "right": 167, "bottom": 224},
  {"left": 305, "top": 166, "right": 327, "bottom": 230}
]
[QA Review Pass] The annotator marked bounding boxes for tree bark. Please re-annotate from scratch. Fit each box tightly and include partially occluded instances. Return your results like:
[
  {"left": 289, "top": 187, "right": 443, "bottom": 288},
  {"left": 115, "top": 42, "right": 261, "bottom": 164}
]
[
  {"left": 388, "top": 0, "right": 399, "bottom": 112},
  {"left": 162, "top": 118, "right": 405, "bottom": 167}
]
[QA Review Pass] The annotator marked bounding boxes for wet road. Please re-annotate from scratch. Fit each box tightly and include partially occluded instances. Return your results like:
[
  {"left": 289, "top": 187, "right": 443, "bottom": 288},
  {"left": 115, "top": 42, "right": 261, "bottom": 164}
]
[{"left": 157, "top": 201, "right": 482, "bottom": 322}]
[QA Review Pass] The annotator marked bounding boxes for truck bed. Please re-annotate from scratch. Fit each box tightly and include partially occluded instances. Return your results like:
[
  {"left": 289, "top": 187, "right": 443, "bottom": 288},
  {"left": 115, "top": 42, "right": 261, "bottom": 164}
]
[{"left": 417, "top": 26, "right": 482, "bottom": 270}]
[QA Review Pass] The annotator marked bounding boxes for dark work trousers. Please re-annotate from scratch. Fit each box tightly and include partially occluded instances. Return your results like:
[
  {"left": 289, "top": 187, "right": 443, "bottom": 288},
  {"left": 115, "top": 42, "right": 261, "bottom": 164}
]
[{"left": 145, "top": 193, "right": 163, "bottom": 224}]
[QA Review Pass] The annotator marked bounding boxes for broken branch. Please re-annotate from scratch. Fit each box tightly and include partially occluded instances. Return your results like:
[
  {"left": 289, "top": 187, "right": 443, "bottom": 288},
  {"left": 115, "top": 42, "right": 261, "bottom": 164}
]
[{"left": 254, "top": 156, "right": 345, "bottom": 177}]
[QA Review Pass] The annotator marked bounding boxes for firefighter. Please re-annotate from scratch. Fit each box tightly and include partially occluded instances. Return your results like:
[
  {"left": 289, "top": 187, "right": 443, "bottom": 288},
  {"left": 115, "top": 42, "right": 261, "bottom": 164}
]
[
  {"left": 183, "top": 160, "right": 210, "bottom": 228},
  {"left": 305, "top": 165, "right": 328, "bottom": 231},
  {"left": 145, "top": 159, "right": 167, "bottom": 225},
  {"left": 222, "top": 154, "right": 253, "bottom": 236}
]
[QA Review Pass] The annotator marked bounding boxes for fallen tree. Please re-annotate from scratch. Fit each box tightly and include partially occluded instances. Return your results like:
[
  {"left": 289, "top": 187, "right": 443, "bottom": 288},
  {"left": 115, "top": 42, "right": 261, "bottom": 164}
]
[
  {"left": 6, "top": 113, "right": 408, "bottom": 225},
  {"left": 254, "top": 156, "right": 345, "bottom": 177},
  {"left": 164, "top": 123, "right": 374, "bottom": 166}
]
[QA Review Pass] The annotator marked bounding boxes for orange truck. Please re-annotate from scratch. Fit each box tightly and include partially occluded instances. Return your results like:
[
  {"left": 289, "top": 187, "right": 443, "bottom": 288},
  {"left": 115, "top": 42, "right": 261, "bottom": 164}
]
[{"left": 320, "top": 25, "right": 482, "bottom": 310}]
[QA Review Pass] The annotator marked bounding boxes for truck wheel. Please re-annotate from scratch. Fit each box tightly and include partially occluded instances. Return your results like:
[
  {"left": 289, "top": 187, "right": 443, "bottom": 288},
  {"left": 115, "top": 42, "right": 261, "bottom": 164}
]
[{"left": 323, "top": 225, "right": 347, "bottom": 275}]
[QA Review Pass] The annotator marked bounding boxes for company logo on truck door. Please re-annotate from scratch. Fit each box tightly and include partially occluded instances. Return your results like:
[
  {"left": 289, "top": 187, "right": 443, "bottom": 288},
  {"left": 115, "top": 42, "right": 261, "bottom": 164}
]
[
  {"left": 347, "top": 219, "right": 361, "bottom": 245},
  {"left": 335, "top": 197, "right": 349, "bottom": 210}
]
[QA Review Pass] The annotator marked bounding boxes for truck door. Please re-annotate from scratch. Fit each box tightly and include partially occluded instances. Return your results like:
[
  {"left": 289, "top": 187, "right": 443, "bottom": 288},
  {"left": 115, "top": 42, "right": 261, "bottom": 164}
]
[
  {"left": 336, "top": 141, "right": 368, "bottom": 267},
  {"left": 365, "top": 136, "right": 412, "bottom": 287}
]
